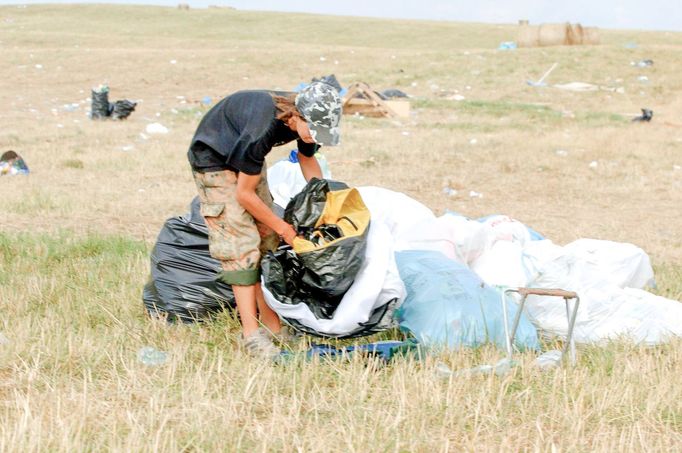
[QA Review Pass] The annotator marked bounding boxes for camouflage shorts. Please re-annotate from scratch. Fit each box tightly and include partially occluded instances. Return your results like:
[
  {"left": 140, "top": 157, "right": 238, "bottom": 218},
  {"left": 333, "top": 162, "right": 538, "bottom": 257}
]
[{"left": 192, "top": 166, "right": 279, "bottom": 286}]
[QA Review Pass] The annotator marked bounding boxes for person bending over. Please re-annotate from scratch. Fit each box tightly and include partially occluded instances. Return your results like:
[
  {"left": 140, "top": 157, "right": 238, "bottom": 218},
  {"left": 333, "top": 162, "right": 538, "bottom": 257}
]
[{"left": 187, "top": 82, "right": 342, "bottom": 358}]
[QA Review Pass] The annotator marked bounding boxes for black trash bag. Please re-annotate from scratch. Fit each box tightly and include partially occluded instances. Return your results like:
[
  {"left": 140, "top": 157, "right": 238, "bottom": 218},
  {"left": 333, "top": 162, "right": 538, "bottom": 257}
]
[
  {"left": 284, "top": 178, "right": 349, "bottom": 233},
  {"left": 311, "top": 74, "right": 343, "bottom": 93},
  {"left": 91, "top": 86, "right": 110, "bottom": 119},
  {"left": 142, "top": 197, "right": 236, "bottom": 323},
  {"left": 110, "top": 99, "right": 137, "bottom": 120},
  {"left": 380, "top": 88, "right": 409, "bottom": 99},
  {"left": 262, "top": 178, "right": 371, "bottom": 319},
  {"left": 632, "top": 108, "right": 653, "bottom": 122}
]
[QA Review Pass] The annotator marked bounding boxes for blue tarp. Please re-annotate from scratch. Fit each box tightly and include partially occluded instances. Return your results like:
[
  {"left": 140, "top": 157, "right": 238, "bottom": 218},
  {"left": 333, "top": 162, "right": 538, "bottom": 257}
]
[{"left": 395, "top": 250, "right": 540, "bottom": 350}]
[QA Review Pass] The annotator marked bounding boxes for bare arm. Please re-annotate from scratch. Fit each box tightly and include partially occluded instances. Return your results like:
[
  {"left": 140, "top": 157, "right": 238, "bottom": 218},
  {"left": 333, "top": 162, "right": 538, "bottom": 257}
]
[
  {"left": 236, "top": 172, "right": 297, "bottom": 245},
  {"left": 298, "top": 153, "right": 323, "bottom": 182}
]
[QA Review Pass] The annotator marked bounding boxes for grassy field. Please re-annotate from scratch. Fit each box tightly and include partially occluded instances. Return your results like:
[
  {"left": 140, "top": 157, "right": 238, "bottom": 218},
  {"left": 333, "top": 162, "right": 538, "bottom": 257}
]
[{"left": 1, "top": 4, "right": 682, "bottom": 451}]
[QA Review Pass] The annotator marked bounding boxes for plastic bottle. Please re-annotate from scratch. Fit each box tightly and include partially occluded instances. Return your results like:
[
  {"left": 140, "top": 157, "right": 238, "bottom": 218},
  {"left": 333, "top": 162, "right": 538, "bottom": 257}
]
[
  {"left": 533, "top": 349, "right": 562, "bottom": 370},
  {"left": 137, "top": 346, "right": 168, "bottom": 366},
  {"left": 436, "top": 358, "right": 516, "bottom": 379}
]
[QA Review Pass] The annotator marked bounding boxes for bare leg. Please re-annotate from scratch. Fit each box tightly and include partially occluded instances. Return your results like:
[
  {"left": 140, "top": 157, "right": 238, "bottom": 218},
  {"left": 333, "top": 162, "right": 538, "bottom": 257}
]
[
  {"left": 255, "top": 282, "right": 281, "bottom": 334},
  {"left": 232, "top": 284, "right": 259, "bottom": 337}
]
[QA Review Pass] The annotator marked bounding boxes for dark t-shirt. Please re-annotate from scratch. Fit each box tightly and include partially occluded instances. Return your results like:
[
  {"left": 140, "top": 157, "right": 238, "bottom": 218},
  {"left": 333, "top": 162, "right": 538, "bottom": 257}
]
[{"left": 187, "top": 90, "right": 318, "bottom": 175}]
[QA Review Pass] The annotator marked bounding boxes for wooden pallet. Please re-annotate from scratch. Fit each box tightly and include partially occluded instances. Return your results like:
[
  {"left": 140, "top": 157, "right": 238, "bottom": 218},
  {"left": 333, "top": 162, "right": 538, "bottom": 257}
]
[{"left": 342, "top": 82, "right": 410, "bottom": 118}]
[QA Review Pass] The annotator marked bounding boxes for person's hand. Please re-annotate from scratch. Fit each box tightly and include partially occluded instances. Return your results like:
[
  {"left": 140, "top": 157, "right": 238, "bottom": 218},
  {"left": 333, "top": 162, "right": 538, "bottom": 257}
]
[{"left": 278, "top": 223, "right": 298, "bottom": 246}]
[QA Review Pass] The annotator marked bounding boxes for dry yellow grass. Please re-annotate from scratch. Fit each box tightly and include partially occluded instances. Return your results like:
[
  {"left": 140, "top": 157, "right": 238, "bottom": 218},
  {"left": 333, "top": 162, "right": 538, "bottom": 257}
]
[{"left": 1, "top": 5, "right": 682, "bottom": 451}]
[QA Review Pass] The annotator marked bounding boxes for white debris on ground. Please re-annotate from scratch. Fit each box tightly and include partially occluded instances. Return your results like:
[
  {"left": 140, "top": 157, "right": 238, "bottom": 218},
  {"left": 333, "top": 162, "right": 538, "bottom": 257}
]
[{"left": 145, "top": 123, "right": 169, "bottom": 134}]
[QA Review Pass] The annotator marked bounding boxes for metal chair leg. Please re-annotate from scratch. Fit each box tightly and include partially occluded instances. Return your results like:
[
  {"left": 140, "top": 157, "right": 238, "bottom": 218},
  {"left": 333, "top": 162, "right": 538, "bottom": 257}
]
[{"left": 503, "top": 287, "right": 580, "bottom": 366}]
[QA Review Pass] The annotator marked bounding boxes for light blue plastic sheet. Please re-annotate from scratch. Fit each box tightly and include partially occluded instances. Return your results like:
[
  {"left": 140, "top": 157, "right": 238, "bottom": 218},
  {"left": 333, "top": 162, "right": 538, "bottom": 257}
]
[{"left": 396, "top": 250, "right": 539, "bottom": 350}]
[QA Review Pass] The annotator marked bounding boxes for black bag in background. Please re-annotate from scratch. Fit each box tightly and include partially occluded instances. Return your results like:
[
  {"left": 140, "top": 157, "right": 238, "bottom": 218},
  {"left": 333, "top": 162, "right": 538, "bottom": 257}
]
[
  {"left": 142, "top": 197, "right": 235, "bottom": 322},
  {"left": 110, "top": 99, "right": 137, "bottom": 120},
  {"left": 91, "top": 86, "right": 110, "bottom": 119}
]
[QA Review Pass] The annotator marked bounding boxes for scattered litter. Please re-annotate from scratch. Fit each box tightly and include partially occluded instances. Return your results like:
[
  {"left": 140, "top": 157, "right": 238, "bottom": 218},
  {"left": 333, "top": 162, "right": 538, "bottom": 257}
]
[
  {"left": 201, "top": 95, "right": 212, "bottom": 105},
  {"left": 380, "top": 88, "right": 409, "bottom": 99},
  {"left": 469, "top": 138, "right": 478, "bottom": 145},
  {"left": 589, "top": 161, "right": 599, "bottom": 168},
  {"left": 146, "top": 123, "right": 169, "bottom": 134},
  {"left": 90, "top": 84, "right": 137, "bottom": 120},
  {"left": 139, "top": 132, "right": 150, "bottom": 140},
  {"left": 527, "top": 62, "right": 559, "bottom": 87},
  {"left": 34, "top": 64, "right": 42, "bottom": 69},
  {"left": 62, "top": 103, "right": 79, "bottom": 112},
  {"left": 0, "top": 332, "right": 10, "bottom": 345},
  {"left": 91, "top": 84, "right": 110, "bottom": 119},
  {"left": 555, "top": 149, "right": 568, "bottom": 156},
  {"left": 56, "top": 124, "right": 64, "bottom": 128},
  {"left": 534, "top": 349, "right": 563, "bottom": 370},
  {"left": 631, "top": 59, "right": 653, "bottom": 67},
  {"left": 443, "top": 187, "right": 458, "bottom": 197},
  {"left": 624, "top": 42, "right": 638, "bottom": 49},
  {"left": 436, "top": 358, "right": 517, "bottom": 378},
  {"left": 553, "top": 82, "right": 599, "bottom": 92},
  {"left": 170, "top": 59, "right": 177, "bottom": 64},
  {"left": 632, "top": 108, "right": 653, "bottom": 122},
  {"left": 319, "top": 56, "right": 326, "bottom": 61},
  {"left": 637, "top": 75, "right": 649, "bottom": 82},
  {"left": 673, "top": 165, "right": 681, "bottom": 171},
  {"left": 111, "top": 100, "right": 137, "bottom": 120},
  {"left": 278, "top": 340, "right": 420, "bottom": 364},
  {"left": 0, "top": 150, "right": 30, "bottom": 176},
  {"left": 410, "top": 82, "right": 418, "bottom": 87},
  {"left": 401, "top": 131, "right": 410, "bottom": 136},
  {"left": 498, "top": 41, "right": 517, "bottom": 50},
  {"left": 121, "top": 145, "right": 134, "bottom": 152},
  {"left": 137, "top": 346, "right": 168, "bottom": 366},
  {"left": 451, "top": 94, "right": 466, "bottom": 101},
  {"left": 551, "top": 82, "right": 624, "bottom": 93},
  {"left": 469, "top": 190, "right": 483, "bottom": 198}
]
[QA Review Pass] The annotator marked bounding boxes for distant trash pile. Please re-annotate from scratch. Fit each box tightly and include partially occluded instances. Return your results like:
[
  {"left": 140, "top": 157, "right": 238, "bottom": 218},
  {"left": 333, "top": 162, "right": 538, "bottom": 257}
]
[{"left": 91, "top": 84, "right": 137, "bottom": 120}]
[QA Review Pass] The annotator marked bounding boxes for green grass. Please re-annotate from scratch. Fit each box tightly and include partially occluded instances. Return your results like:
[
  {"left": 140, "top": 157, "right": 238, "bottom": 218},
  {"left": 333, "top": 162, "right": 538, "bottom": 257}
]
[{"left": 2, "top": 232, "right": 682, "bottom": 450}]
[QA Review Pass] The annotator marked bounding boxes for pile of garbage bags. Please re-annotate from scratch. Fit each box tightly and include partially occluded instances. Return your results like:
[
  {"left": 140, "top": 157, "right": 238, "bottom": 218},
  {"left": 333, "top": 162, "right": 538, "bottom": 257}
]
[
  {"left": 91, "top": 84, "right": 137, "bottom": 120},
  {"left": 142, "top": 157, "right": 682, "bottom": 348}
]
